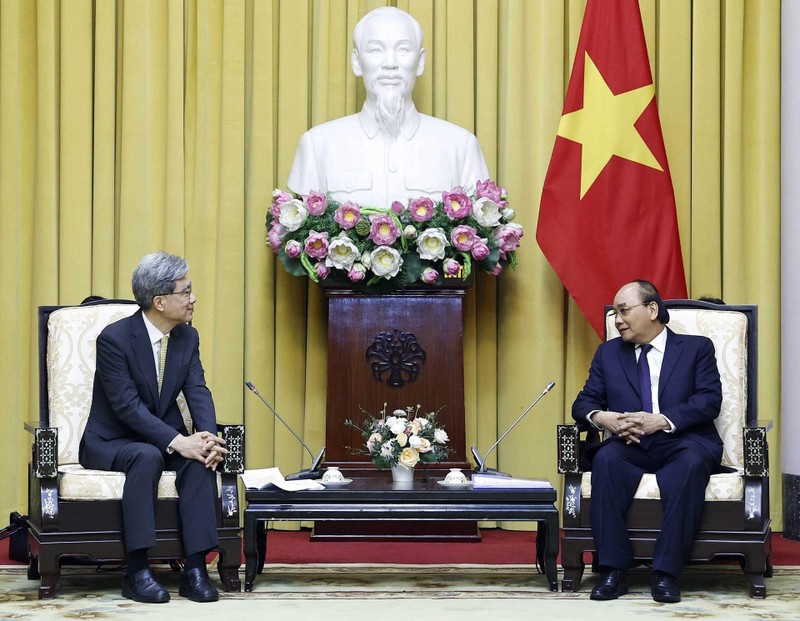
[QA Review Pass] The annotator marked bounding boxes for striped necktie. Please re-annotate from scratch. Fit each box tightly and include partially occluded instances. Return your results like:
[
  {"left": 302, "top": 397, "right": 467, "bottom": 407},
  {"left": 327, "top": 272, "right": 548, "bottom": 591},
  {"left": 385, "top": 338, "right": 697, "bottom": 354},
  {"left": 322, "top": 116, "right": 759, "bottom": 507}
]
[{"left": 157, "top": 335, "right": 169, "bottom": 394}]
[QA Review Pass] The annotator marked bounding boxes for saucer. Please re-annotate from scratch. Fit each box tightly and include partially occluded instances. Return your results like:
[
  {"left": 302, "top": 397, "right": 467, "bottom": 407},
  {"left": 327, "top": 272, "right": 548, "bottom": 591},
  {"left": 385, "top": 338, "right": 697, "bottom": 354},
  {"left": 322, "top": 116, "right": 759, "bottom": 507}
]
[
  {"left": 320, "top": 478, "right": 353, "bottom": 488},
  {"left": 436, "top": 480, "right": 472, "bottom": 489}
]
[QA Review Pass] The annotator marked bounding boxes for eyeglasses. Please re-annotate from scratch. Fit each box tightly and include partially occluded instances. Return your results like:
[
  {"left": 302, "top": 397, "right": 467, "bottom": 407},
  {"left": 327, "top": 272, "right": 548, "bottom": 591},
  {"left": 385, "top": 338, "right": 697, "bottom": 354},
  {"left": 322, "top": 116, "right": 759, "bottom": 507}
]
[
  {"left": 156, "top": 286, "right": 192, "bottom": 298},
  {"left": 609, "top": 302, "right": 652, "bottom": 319}
]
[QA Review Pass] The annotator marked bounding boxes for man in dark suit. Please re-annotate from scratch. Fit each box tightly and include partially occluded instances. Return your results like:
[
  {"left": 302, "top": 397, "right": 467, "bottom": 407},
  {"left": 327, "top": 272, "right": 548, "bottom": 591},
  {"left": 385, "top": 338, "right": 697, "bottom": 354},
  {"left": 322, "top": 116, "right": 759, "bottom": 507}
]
[
  {"left": 79, "top": 251, "right": 228, "bottom": 603},
  {"left": 572, "top": 280, "right": 723, "bottom": 604}
]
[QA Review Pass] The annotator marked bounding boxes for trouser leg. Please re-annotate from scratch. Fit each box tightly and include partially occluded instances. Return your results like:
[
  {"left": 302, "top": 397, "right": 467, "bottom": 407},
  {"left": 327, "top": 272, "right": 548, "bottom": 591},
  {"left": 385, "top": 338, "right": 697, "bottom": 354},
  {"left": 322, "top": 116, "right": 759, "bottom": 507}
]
[
  {"left": 590, "top": 441, "right": 646, "bottom": 570},
  {"left": 112, "top": 442, "right": 165, "bottom": 552},
  {"left": 167, "top": 453, "right": 219, "bottom": 557},
  {"left": 653, "top": 439, "right": 716, "bottom": 577}
]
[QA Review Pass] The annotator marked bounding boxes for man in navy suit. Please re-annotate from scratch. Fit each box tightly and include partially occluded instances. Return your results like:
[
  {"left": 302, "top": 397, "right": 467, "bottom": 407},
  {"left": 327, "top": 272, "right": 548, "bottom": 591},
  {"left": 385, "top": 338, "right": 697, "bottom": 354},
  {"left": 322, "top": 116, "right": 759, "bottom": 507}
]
[
  {"left": 80, "top": 252, "right": 228, "bottom": 603},
  {"left": 572, "top": 280, "right": 723, "bottom": 603}
]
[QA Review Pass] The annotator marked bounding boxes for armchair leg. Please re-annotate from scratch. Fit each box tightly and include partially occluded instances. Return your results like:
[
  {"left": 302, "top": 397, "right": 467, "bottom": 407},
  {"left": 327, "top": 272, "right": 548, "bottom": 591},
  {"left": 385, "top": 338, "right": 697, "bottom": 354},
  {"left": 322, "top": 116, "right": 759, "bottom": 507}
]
[
  {"left": 27, "top": 553, "right": 40, "bottom": 580},
  {"left": 39, "top": 556, "right": 59, "bottom": 599},
  {"left": 561, "top": 565, "right": 585, "bottom": 592},
  {"left": 216, "top": 540, "right": 242, "bottom": 592},
  {"left": 745, "top": 572, "right": 767, "bottom": 598}
]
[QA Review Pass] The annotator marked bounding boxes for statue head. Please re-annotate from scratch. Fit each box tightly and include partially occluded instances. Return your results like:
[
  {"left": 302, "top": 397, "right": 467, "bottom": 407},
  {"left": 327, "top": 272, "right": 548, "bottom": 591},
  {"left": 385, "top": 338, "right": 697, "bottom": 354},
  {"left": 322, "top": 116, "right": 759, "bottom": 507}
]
[{"left": 351, "top": 7, "right": 426, "bottom": 138}]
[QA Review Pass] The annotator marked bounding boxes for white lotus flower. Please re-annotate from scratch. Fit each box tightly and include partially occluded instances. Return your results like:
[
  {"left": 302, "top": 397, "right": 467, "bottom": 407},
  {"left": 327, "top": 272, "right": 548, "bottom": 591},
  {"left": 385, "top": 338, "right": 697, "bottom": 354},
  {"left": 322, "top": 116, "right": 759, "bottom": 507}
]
[
  {"left": 277, "top": 198, "right": 308, "bottom": 232},
  {"left": 370, "top": 246, "right": 403, "bottom": 279},
  {"left": 415, "top": 228, "right": 449, "bottom": 261},
  {"left": 472, "top": 197, "right": 503, "bottom": 227},
  {"left": 326, "top": 232, "right": 360, "bottom": 270}
]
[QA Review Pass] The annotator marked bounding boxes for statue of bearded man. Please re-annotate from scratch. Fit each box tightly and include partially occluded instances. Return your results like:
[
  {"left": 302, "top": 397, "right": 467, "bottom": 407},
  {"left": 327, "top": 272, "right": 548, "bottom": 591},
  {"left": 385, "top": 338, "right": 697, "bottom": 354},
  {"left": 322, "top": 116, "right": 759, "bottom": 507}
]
[{"left": 287, "top": 6, "right": 490, "bottom": 210}]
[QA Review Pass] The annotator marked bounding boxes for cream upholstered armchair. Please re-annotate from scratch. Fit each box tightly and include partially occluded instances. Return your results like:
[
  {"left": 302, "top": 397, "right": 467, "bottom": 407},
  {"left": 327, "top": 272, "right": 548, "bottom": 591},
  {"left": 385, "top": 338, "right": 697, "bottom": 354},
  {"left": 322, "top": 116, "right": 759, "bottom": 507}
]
[
  {"left": 557, "top": 300, "right": 771, "bottom": 597},
  {"left": 26, "top": 300, "right": 245, "bottom": 598}
]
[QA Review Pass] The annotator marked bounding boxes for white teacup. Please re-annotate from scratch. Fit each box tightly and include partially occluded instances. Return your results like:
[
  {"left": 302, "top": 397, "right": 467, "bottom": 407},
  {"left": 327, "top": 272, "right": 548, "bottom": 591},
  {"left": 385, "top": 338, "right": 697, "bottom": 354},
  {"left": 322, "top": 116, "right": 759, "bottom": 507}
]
[
  {"left": 322, "top": 466, "right": 345, "bottom": 483},
  {"left": 444, "top": 468, "right": 468, "bottom": 484}
]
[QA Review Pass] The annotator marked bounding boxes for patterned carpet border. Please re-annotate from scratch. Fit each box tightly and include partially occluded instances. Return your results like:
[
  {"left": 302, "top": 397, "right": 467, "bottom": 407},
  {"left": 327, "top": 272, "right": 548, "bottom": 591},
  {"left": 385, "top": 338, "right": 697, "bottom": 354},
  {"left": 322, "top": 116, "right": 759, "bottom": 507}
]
[{"left": 1, "top": 564, "right": 798, "bottom": 620}]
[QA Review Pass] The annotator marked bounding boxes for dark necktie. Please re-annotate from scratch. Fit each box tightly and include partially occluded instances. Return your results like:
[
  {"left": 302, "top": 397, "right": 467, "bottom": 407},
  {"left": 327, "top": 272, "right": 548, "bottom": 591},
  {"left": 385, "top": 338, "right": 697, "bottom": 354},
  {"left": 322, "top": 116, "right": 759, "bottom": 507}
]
[{"left": 638, "top": 343, "right": 653, "bottom": 412}]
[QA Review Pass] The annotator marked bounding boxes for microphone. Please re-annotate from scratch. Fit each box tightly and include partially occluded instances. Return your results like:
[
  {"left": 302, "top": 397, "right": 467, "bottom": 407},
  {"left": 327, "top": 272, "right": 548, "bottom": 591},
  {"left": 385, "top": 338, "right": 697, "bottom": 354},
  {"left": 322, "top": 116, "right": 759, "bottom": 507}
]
[
  {"left": 245, "top": 380, "right": 325, "bottom": 480},
  {"left": 471, "top": 381, "right": 556, "bottom": 476}
]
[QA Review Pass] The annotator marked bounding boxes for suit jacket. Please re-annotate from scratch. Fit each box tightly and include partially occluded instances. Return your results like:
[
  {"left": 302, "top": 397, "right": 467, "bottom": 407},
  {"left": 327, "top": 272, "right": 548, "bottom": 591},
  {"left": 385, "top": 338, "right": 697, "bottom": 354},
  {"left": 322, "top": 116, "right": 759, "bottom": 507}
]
[
  {"left": 572, "top": 327, "right": 723, "bottom": 463},
  {"left": 79, "top": 309, "right": 217, "bottom": 470}
]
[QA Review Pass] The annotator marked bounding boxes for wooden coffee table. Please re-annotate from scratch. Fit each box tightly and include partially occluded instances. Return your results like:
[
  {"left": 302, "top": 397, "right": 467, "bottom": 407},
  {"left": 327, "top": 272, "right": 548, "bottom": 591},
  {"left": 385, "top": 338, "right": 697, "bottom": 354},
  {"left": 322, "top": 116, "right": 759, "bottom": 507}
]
[{"left": 243, "top": 476, "right": 559, "bottom": 591}]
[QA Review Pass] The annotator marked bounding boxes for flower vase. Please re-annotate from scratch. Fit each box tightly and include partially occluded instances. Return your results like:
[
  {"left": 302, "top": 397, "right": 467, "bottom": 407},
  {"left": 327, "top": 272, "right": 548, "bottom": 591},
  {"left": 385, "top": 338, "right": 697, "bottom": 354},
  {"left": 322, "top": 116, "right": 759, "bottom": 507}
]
[{"left": 391, "top": 463, "right": 415, "bottom": 482}]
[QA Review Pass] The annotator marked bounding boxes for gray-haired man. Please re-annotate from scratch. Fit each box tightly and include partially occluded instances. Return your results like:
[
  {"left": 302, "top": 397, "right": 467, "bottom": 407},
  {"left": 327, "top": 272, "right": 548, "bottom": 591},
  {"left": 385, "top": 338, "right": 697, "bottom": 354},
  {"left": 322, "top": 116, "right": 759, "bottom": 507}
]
[{"left": 80, "top": 251, "right": 227, "bottom": 603}]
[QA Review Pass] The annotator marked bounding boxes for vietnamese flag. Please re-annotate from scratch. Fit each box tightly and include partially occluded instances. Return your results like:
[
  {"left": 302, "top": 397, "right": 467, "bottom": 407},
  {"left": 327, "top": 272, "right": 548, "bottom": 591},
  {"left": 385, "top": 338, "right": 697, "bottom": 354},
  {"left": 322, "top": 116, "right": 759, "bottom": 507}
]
[{"left": 536, "top": 0, "right": 687, "bottom": 338}]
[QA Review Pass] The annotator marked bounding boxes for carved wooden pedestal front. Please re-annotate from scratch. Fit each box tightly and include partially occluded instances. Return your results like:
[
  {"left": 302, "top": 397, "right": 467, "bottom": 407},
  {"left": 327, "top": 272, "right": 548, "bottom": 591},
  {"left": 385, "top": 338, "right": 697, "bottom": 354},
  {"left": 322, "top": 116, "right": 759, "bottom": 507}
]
[{"left": 316, "top": 286, "right": 477, "bottom": 541}]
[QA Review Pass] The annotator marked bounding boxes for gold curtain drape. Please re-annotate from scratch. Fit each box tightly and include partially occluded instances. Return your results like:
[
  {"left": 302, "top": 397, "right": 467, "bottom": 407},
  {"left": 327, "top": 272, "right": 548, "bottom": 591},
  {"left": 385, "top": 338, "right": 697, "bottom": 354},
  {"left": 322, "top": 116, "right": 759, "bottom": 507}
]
[{"left": 0, "top": 0, "right": 782, "bottom": 530}]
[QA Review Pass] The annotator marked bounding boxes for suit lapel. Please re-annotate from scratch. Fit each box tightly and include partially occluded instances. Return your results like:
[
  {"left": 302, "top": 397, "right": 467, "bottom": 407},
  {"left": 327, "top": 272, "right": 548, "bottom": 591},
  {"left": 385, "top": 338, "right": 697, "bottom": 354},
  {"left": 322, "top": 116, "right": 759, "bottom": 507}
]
[
  {"left": 658, "top": 328, "right": 683, "bottom": 399},
  {"left": 129, "top": 310, "right": 160, "bottom": 405},
  {"left": 616, "top": 342, "right": 640, "bottom": 396}
]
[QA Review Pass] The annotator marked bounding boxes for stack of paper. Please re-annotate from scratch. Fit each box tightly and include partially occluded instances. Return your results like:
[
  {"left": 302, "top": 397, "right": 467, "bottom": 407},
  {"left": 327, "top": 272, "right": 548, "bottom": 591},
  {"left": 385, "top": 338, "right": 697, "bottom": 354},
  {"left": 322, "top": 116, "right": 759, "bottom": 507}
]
[
  {"left": 240, "top": 467, "right": 324, "bottom": 491},
  {"left": 471, "top": 474, "right": 553, "bottom": 490}
]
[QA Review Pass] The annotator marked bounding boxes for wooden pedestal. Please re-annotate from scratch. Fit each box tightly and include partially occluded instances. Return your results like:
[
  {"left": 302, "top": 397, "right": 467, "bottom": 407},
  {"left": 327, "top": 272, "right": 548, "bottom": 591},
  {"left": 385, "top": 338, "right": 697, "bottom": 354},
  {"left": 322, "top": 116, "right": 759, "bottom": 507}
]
[{"left": 317, "top": 286, "right": 476, "bottom": 541}]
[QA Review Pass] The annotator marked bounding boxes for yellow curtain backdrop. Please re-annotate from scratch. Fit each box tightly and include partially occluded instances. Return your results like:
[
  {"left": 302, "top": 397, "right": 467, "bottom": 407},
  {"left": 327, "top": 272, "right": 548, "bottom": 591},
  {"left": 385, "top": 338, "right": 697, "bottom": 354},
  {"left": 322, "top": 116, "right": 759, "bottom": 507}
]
[{"left": 0, "top": 0, "right": 782, "bottom": 532}]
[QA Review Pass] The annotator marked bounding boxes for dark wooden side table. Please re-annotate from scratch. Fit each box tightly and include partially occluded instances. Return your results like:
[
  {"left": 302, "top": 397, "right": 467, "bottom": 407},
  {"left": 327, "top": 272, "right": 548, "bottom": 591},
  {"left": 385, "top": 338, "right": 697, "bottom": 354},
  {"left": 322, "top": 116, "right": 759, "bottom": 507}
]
[{"left": 243, "top": 477, "right": 559, "bottom": 592}]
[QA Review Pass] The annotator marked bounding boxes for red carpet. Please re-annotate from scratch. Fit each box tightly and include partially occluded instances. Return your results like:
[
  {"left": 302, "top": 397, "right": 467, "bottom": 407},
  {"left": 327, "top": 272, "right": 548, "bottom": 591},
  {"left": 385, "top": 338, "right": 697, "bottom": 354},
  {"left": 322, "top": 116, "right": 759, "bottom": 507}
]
[{"left": 4, "top": 529, "right": 800, "bottom": 565}]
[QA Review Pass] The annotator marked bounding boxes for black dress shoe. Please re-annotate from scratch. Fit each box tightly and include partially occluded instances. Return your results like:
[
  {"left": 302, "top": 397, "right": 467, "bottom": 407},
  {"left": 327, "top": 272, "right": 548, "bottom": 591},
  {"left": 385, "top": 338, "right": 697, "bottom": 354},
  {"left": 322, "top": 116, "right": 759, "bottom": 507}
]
[
  {"left": 590, "top": 568, "right": 628, "bottom": 600},
  {"left": 122, "top": 568, "right": 170, "bottom": 603},
  {"left": 652, "top": 571, "right": 681, "bottom": 603},
  {"left": 179, "top": 567, "right": 219, "bottom": 602}
]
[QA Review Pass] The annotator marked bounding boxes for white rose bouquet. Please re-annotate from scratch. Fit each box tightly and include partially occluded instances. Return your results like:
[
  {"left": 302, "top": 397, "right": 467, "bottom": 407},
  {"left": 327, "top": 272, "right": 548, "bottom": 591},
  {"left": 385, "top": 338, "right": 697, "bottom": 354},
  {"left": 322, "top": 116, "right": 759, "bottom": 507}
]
[
  {"left": 266, "top": 180, "right": 522, "bottom": 294},
  {"left": 344, "top": 404, "right": 450, "bottom": 469}
]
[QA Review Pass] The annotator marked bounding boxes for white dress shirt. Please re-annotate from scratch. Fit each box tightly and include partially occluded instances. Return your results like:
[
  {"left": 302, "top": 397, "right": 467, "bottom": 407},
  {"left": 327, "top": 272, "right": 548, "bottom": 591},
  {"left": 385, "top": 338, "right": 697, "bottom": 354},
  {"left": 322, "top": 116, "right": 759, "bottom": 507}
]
[
  {"left": 588, "top": 327, "right": 675, "bottom": 432},
  {"left": 141, "top": 313, "right": 180, "bottom": 451}
]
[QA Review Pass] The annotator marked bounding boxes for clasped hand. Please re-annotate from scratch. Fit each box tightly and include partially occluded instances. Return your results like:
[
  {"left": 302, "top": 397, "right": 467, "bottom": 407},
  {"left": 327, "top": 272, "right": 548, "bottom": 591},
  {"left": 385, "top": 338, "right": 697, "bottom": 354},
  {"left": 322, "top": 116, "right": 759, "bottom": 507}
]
[
  {"left": 172, "top": 431, "right": 228, "bottom": 469},
  {"left": 595, "top": 411, "right": 668, "bottom": 444}
]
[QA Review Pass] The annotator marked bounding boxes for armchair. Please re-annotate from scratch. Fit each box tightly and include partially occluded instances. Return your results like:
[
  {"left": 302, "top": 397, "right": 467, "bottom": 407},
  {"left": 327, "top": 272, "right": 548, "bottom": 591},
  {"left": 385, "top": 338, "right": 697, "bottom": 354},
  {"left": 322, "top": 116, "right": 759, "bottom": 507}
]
[
  {"left": 557, "top": 300, "right": 771, "bottom": 597},
  {"left": 25, "top": 300, "right": 245, "bottom": 598}
]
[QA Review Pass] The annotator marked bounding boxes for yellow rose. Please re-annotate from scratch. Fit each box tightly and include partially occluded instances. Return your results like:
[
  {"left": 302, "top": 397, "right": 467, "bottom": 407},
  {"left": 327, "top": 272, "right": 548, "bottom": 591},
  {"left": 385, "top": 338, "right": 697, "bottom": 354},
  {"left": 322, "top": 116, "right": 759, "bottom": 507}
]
[
  {"left": 396, "top": 432, "right": 408, "bottom": 447},
  {"left": 398, "top": 447, "right": 420, "bottom": 468}
]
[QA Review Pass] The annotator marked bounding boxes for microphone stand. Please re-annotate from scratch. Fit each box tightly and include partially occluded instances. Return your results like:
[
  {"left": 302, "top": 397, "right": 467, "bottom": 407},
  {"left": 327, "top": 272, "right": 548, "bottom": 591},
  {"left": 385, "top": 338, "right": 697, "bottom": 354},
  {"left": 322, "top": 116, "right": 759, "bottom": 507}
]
[
  {"left": 245, "top": 380, "right": 325, "bottom": 480},
  {"left": 472, "top": 381, "right": 556, "bottom": 476}
]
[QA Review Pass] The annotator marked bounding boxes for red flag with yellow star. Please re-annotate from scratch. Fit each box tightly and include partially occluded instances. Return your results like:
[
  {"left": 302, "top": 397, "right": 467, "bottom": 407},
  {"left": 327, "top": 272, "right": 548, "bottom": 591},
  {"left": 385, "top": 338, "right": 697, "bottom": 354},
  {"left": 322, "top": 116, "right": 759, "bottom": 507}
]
[{"left": 536, "top": 0, "right": 687, "bottom": 337}]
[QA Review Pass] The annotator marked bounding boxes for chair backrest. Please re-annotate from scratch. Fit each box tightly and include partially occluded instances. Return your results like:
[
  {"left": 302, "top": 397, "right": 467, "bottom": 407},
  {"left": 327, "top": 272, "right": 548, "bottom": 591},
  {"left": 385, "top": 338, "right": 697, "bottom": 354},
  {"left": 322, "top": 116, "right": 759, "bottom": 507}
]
[
  {"left": 39, "top": 301, "right": 139, "bottom": 465},
  {"left": 604, "top": 300, "right": 757, "bottom": 470}
]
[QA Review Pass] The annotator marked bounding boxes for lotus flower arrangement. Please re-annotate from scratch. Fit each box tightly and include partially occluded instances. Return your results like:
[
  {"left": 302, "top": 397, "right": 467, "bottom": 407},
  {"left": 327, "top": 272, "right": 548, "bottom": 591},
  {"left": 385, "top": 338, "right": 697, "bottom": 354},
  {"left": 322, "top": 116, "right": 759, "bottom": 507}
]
[{"left": 267, "top": 180, "right": 523, "bottom": 294}]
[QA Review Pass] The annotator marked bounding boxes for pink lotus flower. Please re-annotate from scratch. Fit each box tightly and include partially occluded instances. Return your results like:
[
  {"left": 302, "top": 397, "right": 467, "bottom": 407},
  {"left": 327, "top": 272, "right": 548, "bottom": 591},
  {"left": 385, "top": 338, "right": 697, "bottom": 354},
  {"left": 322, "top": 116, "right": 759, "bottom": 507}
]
[
  {"left": 284, "top": 239, "right": 302, "bottom": 259},
  {"left": 272, "top": 189, "right": 292, "bottom": 207},
  {"left": 471, "top": 238, "right": 490, "bottom": 260},
  {"left": 369, "top": 214, "right": 400, "bottom": 246},
  {"left": 267, "top": 224, "right": 286, "bottom": 252},
  {"left": 305, "top": 191, "right": 327, "bottom": 216},
  {"left": 442, "top": 188, "right": 472, "bottom": 220},
  {"left": 304, "top": 230, "right": 330, "bottom": 259},
  {"left": 315, "top": 262, "right": 330, "bottom": 279},
  {"left": 443, "top": 258, "right": 461, "bottom": 276},
  {"left": 334, "top": 201, "right": 361, "bottom": 229},
  {"left": 408, "top": 197, "right": 435, "bottom": 222},
  {"left": 391, "top": 201, "right": 405, "bottom": 215},
  {"left": 348, "top": 264, "right": 367, "bottom": 282},
  {"left": 475, "top": 179, "right": 504, "bottom": 205},
  {"left": 451, "top": 225, "right": 477, "bottom": 251},
  {"left": 421, "top": 267, "right": 439, "bottom": 285},
  {"left": 494, "top": 223, "right": 524, "bottom": 259}
]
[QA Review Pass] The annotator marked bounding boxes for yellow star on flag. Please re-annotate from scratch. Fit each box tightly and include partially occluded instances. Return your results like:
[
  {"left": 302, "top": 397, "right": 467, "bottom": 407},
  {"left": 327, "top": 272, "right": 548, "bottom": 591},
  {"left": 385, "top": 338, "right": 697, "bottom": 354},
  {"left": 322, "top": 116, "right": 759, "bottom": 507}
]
[{"left": 557, "top": 52, "right": 662, "bottom": 198}]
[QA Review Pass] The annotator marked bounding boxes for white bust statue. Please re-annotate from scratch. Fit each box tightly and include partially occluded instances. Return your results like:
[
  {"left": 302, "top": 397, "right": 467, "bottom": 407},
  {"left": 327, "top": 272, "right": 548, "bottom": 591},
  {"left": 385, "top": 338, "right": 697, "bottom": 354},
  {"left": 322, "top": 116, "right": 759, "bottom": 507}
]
[{"left": 287, "top": 7, "right": 490, "bottom": 210}]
